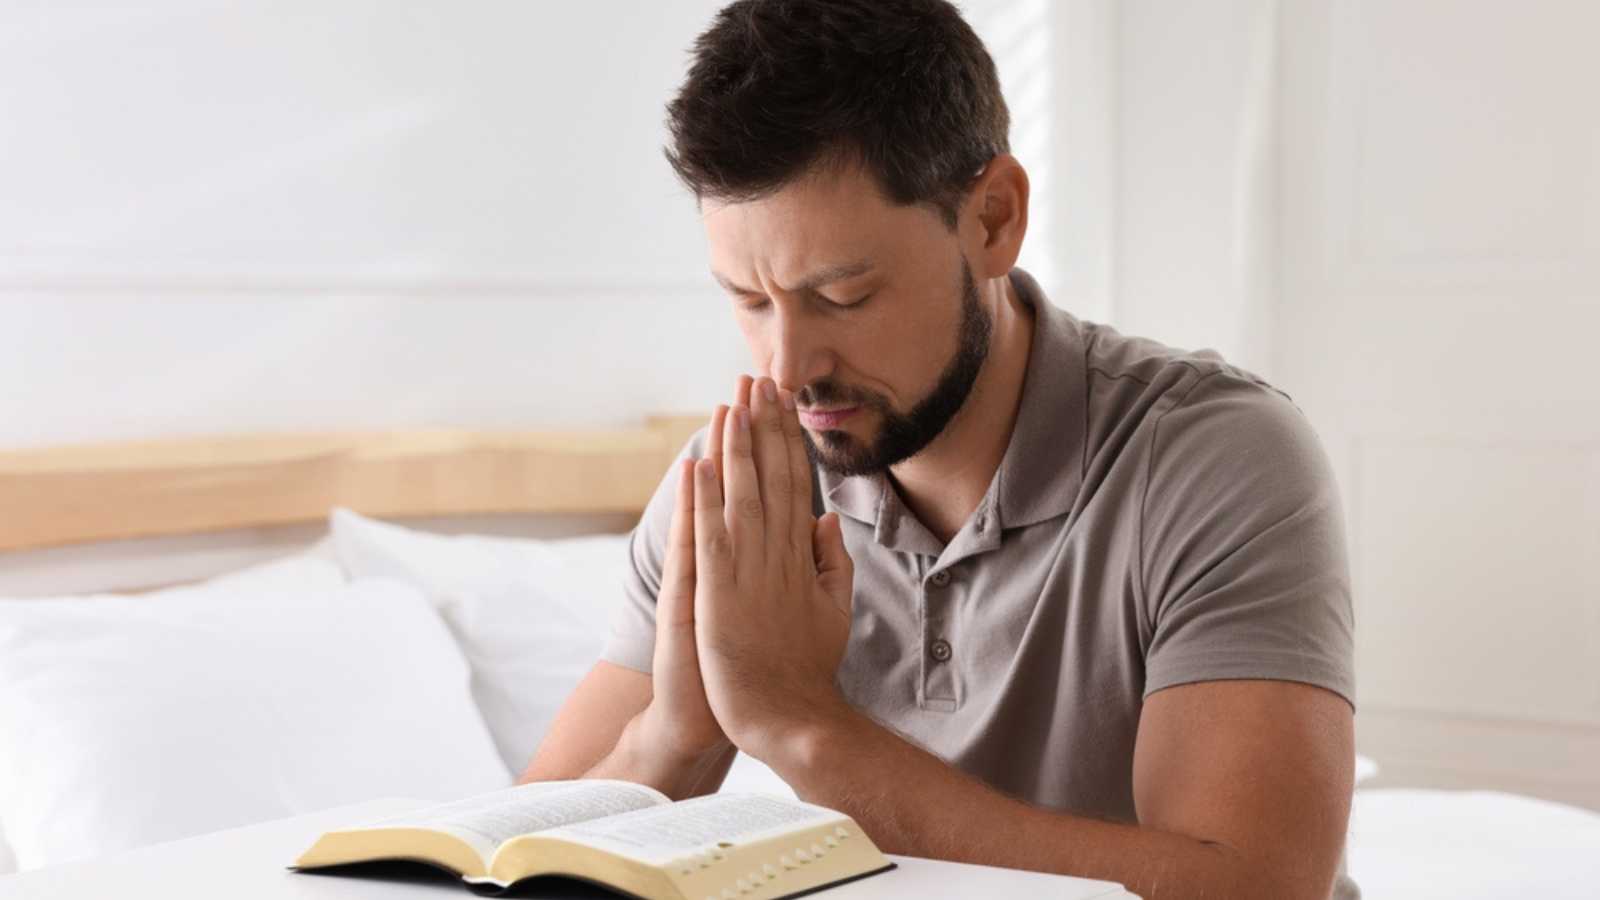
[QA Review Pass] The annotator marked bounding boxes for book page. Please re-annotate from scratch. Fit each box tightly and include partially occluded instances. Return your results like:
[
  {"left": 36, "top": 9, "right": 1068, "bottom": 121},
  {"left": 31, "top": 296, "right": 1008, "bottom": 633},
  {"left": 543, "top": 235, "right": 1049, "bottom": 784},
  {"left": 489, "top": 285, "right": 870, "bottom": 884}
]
[
  {"left": 543, "top": 793, "right": 844, "bottom": 864},
  {"left": 353, "top": 780, "right": 670, "bottom": 856}
]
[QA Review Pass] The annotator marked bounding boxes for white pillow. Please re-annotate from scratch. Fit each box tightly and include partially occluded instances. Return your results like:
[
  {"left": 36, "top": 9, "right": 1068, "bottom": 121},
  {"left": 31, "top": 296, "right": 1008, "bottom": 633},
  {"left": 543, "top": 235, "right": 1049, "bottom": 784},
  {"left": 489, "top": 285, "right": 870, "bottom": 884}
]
[
  {"left": 329, "top": 509, "right": 627, "bottom": 775},
  {"left": 0, "top": 555, "right": 509, "bottom": 871},
  {"left": 0, "top": 554, "right": 348, "bottom": 874}
]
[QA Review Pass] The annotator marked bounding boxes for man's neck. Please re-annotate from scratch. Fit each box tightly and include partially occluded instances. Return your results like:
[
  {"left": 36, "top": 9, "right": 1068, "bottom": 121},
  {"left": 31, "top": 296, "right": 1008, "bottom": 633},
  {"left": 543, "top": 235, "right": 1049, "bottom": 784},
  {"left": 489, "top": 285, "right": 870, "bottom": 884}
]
[{"left": 888, "top": 272, "right": 1035, "bottom": 546}]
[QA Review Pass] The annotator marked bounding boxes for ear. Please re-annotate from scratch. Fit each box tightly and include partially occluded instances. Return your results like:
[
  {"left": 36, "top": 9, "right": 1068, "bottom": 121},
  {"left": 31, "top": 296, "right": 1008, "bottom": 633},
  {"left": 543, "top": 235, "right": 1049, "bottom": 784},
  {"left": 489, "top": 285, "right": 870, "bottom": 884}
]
[{"left": 962, "top": 153, "right": 1030, "bottom": 280}]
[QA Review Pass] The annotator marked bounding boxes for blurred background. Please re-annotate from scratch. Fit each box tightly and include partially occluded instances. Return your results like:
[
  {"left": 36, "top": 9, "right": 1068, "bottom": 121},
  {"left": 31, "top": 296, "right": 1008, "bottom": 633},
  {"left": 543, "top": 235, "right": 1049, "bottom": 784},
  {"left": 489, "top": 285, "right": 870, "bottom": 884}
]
[{"left": 1, "top": 0, "right": 1596, "bottom": 815}]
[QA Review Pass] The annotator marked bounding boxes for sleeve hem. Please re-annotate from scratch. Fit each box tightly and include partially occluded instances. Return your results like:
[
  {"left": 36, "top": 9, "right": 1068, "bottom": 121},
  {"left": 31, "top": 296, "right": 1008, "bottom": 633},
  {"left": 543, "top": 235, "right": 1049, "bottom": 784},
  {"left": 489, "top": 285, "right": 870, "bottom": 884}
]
[
  {"left": 599, "top": 639, "right": 654, "bottom": 675},
  {"left": 1144, "top": 649, "right": 1355, "bottom": 710}
]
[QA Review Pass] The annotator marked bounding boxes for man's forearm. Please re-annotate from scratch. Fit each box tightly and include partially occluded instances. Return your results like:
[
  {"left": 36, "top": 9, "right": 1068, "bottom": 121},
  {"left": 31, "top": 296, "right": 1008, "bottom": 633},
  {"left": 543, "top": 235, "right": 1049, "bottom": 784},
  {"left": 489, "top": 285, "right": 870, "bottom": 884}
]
[
  {"left": 581, "top": 713, "right": 736, "bottom": 801},
  {"left": 760, "top": 703, "right": 1309, "bottom": 900}
]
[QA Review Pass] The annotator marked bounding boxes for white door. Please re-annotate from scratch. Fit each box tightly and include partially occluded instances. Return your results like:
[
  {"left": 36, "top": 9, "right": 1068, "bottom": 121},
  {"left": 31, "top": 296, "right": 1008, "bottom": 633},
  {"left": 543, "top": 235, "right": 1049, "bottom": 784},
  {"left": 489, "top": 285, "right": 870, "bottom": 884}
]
[{"left": 1276, "top": 0, "right": 1600, "bottom": 808}]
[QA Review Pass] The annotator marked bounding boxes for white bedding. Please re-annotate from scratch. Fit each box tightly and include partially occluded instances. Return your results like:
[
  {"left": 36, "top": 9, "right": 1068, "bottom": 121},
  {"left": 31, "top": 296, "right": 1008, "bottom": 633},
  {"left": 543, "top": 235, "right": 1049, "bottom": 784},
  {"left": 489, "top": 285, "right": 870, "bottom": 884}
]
[{"left": 1347, "top": 788, "right": 1600, "bottom": 899}]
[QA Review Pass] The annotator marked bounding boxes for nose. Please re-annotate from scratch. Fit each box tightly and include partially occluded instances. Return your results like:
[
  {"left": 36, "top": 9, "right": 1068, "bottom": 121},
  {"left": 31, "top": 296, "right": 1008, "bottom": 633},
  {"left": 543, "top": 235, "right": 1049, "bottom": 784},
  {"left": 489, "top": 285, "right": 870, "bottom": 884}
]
[{"left": 767, "top": 304, "right": 830, "bottom": 396}]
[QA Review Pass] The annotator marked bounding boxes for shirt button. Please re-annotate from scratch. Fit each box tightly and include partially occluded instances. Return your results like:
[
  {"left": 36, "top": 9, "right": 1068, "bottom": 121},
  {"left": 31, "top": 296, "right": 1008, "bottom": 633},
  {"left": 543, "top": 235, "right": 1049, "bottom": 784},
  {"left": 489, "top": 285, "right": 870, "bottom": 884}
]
[
  {"left": 929, "top": 639, "right": 953, "bottom": 662},
  {"left": 930, "top": 569, "right": 952, "bottom": 587}
]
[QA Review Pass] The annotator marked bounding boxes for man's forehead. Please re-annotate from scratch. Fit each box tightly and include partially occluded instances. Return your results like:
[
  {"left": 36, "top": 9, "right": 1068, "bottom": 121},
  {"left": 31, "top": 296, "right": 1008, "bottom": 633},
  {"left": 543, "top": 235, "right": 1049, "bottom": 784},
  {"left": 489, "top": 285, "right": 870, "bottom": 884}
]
[
  {"left": 703, "top": 211, "right": 883, "bottom": 293},
  {"left": 699, "top": 170, "right": 934, "bottom": 293}
]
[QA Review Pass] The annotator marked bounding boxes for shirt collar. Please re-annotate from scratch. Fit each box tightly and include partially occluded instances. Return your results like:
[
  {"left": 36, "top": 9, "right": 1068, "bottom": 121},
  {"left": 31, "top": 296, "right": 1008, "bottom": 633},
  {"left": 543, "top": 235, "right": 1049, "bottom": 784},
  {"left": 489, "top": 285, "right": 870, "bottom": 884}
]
[{"left": 818, "top": 268, "right": 1088, "bottom": 543}]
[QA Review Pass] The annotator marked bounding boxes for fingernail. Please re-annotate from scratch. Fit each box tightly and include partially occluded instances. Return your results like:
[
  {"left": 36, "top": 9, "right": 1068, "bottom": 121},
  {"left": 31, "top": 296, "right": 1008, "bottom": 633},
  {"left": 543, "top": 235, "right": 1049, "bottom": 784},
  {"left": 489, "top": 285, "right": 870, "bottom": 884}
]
[
  {"left": 780, "top": 389, "right": 796, "bottom": 410},
  {"left": 761, "top": 378, "right": 778, "bottom": 403},
  {"left": 736, "top": 406, "right": 750, "bottom": 432}
]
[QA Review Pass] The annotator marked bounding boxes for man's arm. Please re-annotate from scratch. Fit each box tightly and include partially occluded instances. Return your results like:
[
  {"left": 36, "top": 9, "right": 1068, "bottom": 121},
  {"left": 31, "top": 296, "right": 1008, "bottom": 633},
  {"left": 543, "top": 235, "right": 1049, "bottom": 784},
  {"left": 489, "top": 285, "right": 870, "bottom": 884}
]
[{"left": 757, "top": 678, "right": 1352, "bottom": 900}]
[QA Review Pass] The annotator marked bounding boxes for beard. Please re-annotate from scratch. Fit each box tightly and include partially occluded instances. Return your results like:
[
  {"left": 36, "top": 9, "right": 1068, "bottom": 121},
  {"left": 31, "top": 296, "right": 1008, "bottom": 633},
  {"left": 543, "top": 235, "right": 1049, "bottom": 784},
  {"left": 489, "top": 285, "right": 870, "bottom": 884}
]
[{"left": 799, "top": 258, "right": 993, "bottom": 478}]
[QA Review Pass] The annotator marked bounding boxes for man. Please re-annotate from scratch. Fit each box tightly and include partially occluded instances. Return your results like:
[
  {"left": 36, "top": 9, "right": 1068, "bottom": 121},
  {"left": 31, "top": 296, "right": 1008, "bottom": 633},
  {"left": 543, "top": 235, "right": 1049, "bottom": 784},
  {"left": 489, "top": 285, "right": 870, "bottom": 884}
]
[{"left": 523, "top": 2, "right": 1357, "bottom": 898}]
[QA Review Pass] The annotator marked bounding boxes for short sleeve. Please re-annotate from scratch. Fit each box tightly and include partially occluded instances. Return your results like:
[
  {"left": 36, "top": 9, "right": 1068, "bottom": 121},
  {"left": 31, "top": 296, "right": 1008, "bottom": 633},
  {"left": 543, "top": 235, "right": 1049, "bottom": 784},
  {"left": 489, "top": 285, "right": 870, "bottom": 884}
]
[
  {"left": 1139, "top": 372, "right": 1355, "bottom": 708},
  {"left": 598, "top": 426, "right": 712, "bottom": 674}
]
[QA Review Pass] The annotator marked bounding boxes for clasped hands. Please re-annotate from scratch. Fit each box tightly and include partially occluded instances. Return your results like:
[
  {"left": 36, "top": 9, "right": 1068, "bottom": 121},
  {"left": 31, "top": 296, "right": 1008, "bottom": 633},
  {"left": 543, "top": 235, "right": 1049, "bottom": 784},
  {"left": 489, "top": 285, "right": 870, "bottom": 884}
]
[{"left": 636, "top": 375, "right": 856, "bottom": 771}]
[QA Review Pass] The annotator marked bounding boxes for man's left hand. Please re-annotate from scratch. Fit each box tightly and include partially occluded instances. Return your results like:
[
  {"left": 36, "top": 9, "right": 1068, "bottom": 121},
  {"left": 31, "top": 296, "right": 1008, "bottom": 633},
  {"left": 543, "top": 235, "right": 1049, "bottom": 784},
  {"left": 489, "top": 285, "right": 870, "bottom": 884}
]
[{"left": 689, "top": 375, "right": 856, "bottom": 761}]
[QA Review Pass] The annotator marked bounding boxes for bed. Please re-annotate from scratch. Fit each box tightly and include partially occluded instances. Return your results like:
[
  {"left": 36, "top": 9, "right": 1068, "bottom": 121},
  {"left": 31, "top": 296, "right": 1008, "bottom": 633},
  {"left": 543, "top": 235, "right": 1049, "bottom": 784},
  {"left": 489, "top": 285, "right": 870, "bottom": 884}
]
[{"left": 2, "top": 421, "right": 1597, "bottom": 898}]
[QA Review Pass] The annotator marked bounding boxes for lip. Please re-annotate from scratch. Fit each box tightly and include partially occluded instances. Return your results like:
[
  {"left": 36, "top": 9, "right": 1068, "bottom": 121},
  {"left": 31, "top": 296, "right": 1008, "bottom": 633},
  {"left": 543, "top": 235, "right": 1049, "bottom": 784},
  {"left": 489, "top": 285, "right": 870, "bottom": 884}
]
[{"left": 798, "top": 406, "right": 859, "bottom": 430}]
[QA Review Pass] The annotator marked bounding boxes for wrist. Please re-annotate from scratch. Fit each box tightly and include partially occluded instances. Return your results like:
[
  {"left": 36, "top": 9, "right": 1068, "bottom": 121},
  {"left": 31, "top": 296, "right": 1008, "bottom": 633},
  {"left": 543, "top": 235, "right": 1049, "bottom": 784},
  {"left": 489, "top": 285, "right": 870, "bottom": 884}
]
[
  {"left": 611, "top": 707, "right": 730, "bottom": 798},
  {"left": 739, "top": 691, "right": 861, "bottom": 774},
  {"left": 631, "top": 702, "right": 732, "bottom": 763}
]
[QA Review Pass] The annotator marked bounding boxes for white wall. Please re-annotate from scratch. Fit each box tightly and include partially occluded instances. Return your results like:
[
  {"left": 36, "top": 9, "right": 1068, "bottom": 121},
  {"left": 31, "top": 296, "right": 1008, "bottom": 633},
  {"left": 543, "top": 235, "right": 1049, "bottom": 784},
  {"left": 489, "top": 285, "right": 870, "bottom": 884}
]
[
  {"left": 1111, "top": 0, "right": 1600, "bottom": 810},
  {"left": 0, "top": 1, "right": 739, "bottom": 451},
  {"left": 1115, "top": 0, "right": 1279, "bottom": 375},
  {"left": 0, "top": 0, "right": 1067, "bottom": 452}
]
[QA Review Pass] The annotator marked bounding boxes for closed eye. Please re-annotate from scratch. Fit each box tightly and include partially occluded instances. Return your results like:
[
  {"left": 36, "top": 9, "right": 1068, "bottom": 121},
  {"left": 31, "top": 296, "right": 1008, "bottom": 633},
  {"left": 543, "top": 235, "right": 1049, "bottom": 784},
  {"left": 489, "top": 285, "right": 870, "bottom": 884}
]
[
  {"left": 830, "top": 292, "right": 873, "bottom": 309},
  {"left": 731, "top": 291, "right": 871, "bottom": 312}
]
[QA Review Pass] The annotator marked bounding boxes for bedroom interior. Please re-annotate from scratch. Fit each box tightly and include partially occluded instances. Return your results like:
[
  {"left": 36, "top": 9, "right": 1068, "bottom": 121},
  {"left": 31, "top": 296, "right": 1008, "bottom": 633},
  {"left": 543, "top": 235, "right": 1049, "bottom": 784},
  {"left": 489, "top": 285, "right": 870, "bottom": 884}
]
[{"left": 2, "top": 1, "right": 1597, "bottom": 898}]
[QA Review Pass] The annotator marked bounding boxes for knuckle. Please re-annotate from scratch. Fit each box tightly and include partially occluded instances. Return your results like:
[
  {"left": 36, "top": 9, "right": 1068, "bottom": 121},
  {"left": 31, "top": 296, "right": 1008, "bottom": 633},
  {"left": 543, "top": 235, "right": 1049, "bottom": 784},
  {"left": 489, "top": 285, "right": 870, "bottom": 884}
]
[
  {"left": 709, "top": 532, "right": 734, "bottom": 558},
  {"left": 737, "top": 496, "right": 764, "bottom": 520}
]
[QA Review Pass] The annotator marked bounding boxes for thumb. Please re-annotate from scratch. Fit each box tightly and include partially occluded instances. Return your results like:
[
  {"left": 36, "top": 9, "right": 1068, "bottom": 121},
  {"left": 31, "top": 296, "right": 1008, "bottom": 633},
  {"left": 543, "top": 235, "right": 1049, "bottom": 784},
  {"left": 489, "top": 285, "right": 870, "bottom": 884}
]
[{"left": 811, "top": 512, "right": 854, "bottom": 616}]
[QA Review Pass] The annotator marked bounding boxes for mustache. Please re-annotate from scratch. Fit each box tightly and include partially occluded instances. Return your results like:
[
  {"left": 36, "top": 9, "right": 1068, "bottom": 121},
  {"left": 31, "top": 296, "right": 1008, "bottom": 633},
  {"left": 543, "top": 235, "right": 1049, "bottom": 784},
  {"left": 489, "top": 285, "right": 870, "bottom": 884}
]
[{"left": 796, "top": 380, "right": 885, "bottom": 411}]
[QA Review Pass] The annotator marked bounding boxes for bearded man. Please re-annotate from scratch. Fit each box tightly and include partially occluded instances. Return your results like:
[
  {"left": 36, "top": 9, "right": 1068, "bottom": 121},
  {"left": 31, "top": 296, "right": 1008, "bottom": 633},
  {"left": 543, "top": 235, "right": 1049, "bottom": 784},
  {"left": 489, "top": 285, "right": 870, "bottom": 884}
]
[{"left": 523, "top": 3, "right": 1358, "bottom": 899}]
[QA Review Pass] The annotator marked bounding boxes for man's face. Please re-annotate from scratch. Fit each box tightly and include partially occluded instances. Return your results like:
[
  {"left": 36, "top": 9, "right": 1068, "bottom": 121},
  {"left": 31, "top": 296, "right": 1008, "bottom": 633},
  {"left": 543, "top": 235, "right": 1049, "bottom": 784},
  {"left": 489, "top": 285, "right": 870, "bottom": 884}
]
[{"left": 703, "top": 163, "right": 991, "bottom": 476}]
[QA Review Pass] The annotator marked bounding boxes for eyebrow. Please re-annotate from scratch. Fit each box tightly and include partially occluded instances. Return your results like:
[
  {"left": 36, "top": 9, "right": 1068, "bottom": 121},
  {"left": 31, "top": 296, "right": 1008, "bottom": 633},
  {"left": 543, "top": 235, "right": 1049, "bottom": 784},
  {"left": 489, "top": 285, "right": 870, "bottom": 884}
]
[{"left": 711, "top": 260, "right": 875, "bottom": 296}]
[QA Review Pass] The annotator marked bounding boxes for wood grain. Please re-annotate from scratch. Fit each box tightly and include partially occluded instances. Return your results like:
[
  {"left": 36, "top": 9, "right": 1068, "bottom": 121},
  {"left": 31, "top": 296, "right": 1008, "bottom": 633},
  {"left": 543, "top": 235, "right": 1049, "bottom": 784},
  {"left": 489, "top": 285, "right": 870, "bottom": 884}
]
[{"left": 0, "top": 415, "right": 707, "bottom": 552}]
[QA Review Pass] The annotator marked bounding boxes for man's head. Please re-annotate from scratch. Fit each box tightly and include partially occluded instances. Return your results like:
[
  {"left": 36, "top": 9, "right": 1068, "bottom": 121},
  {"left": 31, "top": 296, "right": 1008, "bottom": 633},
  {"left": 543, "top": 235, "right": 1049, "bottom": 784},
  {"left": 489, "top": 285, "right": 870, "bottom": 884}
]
[{"left": 667, "top": 0, "right": 1028, "bottom": 476}]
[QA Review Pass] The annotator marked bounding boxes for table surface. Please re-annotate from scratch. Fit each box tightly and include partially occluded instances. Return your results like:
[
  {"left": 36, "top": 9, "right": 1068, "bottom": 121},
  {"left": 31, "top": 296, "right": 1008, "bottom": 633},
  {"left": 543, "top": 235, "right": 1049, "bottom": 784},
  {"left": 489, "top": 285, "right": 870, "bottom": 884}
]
[{"left": 0, "top": 798, "right": 1139, "bottom": 900}]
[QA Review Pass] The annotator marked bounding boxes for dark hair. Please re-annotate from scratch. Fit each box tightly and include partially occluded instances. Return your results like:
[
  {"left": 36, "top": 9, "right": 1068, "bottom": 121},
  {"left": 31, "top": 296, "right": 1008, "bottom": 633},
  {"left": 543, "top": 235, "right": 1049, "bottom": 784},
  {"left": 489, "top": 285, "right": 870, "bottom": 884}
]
[{"left": 664, "top": 0, "right": 1010, "bottom": 229}]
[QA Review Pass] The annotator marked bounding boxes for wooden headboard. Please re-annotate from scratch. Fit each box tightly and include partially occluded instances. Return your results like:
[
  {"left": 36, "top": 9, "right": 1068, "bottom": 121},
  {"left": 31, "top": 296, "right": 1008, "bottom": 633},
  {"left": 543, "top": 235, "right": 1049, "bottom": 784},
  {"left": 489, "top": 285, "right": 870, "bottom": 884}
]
[{"left": 0, "top": 415, "right": 705, "bottom": 552}]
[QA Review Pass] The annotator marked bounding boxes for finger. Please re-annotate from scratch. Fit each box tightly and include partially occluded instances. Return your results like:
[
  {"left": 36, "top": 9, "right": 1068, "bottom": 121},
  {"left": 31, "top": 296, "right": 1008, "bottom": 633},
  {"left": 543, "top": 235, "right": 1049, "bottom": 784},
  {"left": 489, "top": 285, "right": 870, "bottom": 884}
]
[
  {"left": 724, "top": 376, "right": 751, "bottom": 535},
  {"left": 721, "top": 402, "right": 764, "bottom": 582},
  {"left": 778, "top": 386, "right": 815, "bottom": 570},
  {"left": 750, "top": 376, "right": 794, "bottom": 549},
  {"left": 705, "top": 404, "right": 728, "bottom": 485},
  {"left": 812, "top": 512, "right": 854, "bottom": 619},
  {"left": 691, "top": 457, "right": 735, "bottom": 589},
  {"left": 657, "top": 458, "right": 697, "bottom": 632}
]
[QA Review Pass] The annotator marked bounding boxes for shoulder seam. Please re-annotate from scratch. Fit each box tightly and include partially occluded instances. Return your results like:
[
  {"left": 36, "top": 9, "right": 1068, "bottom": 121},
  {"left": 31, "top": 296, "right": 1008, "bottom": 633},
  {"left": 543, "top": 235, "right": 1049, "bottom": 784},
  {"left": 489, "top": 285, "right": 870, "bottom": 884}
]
[
  {"left": 1081, "top": 325, "right": 1100, "bottom": 495},
  {"left": 1137, "top": 368, "right": 1231, "bottom": 609},
  {"left": 1086, "top": 355, "right": 1244, "bottom": 390},
  {"left": 1086, "top": 366, "right": 1154, "bottom": 386}
]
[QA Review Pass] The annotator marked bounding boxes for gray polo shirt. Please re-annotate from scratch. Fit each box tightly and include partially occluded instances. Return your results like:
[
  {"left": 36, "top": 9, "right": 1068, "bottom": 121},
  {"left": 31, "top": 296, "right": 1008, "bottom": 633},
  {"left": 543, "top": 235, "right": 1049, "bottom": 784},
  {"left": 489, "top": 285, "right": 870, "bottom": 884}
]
[{"left": 602, "top": 268, "right": 1357, "bottom": 899}]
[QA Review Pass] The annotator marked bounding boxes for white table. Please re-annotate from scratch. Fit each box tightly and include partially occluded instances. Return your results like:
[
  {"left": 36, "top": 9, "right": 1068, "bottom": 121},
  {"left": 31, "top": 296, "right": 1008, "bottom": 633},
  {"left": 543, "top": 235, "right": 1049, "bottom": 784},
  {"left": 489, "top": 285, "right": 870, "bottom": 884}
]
[{"left": 0, "top": 798, "right": 1138, "bottom": 900}]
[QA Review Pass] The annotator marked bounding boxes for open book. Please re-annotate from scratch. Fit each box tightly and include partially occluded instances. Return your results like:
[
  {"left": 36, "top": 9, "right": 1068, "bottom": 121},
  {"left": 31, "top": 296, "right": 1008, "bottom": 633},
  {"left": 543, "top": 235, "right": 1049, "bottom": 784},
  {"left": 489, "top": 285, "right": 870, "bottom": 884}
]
[{"left": 291, "top": 779, "right": 896, "bottom": 899}]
